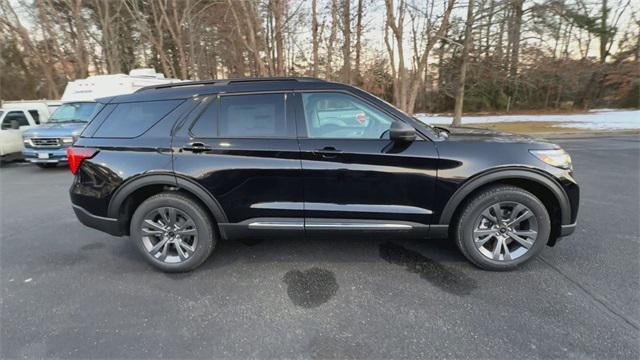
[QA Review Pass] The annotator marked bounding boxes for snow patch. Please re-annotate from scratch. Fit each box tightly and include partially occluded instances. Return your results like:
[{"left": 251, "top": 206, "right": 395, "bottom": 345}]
[{"left": 414, "top": 109, "right": 640, "bottom": 130}]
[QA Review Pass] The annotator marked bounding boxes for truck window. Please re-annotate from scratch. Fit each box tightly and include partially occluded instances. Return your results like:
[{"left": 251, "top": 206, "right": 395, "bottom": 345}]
[
  {"left": 28, "top": 110, "right": 40, "bottom": 124},
  {"left": 1, "top": 111, "right": 30, "bottom": 129},
  {"left": 50, "top": 103, "right": 98, "bottom": 123}
]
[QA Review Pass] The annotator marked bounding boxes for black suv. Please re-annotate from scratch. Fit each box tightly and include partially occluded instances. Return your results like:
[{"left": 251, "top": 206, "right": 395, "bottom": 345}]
[{"left": 68, "top": 78, "right": 579, "bottom": 272}]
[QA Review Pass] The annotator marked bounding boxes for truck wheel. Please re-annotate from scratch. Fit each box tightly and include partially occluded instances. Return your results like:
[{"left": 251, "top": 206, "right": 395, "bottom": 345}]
[
  {"left": 454, "top": 185, "right": 550, "bottom": 271},
  {"left": 130, "top": 192, "right": 216, "bottom": 272}
]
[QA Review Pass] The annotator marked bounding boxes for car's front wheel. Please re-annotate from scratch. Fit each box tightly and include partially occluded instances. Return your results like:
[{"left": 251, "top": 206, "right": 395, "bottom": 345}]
[
  {"left": 130, "top": 192, "right": 216, "bottom": 272},
  {"left": 454, "top": 185, "right": 550, "bottom": 271}
]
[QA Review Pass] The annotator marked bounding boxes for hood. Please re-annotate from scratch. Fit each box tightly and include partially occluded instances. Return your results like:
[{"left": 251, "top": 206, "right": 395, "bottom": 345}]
[
  {"left": 439, "top": 126, "right": 557, "bottom": 148},
  {"left": 23, "top": 122, "right": 86, "bottom": 138}
]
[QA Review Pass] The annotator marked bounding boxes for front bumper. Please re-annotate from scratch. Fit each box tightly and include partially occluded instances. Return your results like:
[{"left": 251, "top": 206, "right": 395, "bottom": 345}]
[
  {"left": 72, "top": 205, "right": 123, "bottom": 236},
  {"left": 23, "top": 147, "right": 68, "bottom": 163}
]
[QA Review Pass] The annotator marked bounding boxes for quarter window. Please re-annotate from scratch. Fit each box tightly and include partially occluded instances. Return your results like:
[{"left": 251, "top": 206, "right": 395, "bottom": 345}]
[
  {"left": 219, "top": 94, "right": 287, "bottom": 138},
  {"left": 301, "top": 92, "right": 394, "bottom": 139}
]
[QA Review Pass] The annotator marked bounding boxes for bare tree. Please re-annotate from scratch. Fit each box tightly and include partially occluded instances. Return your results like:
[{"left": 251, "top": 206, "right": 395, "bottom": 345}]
[
  {"left": 273, "top": 0, "right": 286, "bottom": 75},
  {"left": 354, "top": 0, "right": 365, "bottom": 81},
  {"left": 326, "top": 0, "right": 339, "bottom": 79},
  {"left": 311, "top": 0, "right": 320, "bottom": 77},
  {"left": 452, "top": 0, "right": 476, "bottom": 126}
]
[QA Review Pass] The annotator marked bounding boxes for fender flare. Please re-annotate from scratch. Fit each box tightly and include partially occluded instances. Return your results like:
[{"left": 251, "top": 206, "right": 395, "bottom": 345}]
[
  {"left": 107, "top": 173, "right": 228, "bottom": 223},
  {"left": 439, "top": 167, "right": 571, "bottom": 225}
]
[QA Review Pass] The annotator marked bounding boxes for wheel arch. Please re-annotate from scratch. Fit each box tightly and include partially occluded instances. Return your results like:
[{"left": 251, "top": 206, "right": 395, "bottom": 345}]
[
  {"left": 108, "top": 174, "right": 228, "bottom": 236},
  {"left": 440, "top": 167, "right": 570, "bottom": 245}
]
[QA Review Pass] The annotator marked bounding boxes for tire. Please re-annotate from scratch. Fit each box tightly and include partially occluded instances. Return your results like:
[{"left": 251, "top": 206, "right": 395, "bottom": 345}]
[
  {"left": 130, "top": 192, "right": 216, "bottom": 272},
  {"left": 36, "top": 163, "right": 57, "bottom": 168},
  {"left": 454, "top": 185, "right": 550, "bottom": 271}
]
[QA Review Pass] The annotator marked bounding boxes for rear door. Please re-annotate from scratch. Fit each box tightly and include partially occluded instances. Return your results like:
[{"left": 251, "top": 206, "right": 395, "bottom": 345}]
[
  {"left": 294, "top": 91, "right": 439, "bottom": 236},
  {"left": 172, "top": 92, "right": 304, "bottom": 234}
]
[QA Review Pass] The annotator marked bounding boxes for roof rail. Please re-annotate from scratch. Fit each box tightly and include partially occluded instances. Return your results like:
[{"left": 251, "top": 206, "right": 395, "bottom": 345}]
[{"left": 135, "top": 77, "right": 325, "bottom": 92}]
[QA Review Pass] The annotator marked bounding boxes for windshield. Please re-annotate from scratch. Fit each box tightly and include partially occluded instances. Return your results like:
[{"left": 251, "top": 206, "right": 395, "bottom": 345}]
[{"left": 49, "top": 103, "right": 98, "bottom": 123}]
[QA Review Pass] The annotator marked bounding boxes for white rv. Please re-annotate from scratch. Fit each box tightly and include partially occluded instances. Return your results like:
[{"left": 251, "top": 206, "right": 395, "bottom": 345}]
[{"left": 59, "top": 68, "right": 181, "bottom": 102}]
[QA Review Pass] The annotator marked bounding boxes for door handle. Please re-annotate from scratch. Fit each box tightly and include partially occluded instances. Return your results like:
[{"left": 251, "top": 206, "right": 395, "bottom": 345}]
[
  {"left": 313, "top": 146, "right": 342, "bottom": 158},
  {"left": 182, "top": 142, "right": 212, "bottom": 153}
]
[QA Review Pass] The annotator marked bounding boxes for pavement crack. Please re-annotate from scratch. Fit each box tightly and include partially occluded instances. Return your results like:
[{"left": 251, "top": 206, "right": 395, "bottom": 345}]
[{"left": 539, "top": 255, "right": 639, "bottom": 332}]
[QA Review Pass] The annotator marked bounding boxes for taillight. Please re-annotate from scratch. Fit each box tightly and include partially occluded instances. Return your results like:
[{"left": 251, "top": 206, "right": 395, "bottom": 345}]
[{"left": 66, "top": 147, "right": 98, "bottom": 174}]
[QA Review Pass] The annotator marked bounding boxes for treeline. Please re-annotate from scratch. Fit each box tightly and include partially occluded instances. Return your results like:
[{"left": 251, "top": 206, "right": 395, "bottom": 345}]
[{"left": 1, "top": 0, "right": 638, "bottom": 115}]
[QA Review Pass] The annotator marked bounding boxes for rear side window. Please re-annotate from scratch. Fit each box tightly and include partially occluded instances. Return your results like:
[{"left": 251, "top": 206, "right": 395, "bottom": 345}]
[
  {"left": 219, "top": 94, "right": 287, "bottom": 138},
  {"left": 93, "top": 100, "right": 182, "bottom": 138},
  {"left": 28, "top": 110, "right": 40, "bottom": 124}
]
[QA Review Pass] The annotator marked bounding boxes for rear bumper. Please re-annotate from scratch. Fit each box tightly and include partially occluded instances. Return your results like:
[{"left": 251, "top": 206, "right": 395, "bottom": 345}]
[{"left": 72, "top": 204, "right": 123, "bottom": 236}]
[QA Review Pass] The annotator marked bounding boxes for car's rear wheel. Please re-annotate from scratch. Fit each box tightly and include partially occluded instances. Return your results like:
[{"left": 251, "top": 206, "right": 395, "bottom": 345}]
[
  {"left": 454, "top": 185, "right": 550, "bottom": 271},
  {"left": 130, "top": 192, "right": 216, "bottom": 272}
]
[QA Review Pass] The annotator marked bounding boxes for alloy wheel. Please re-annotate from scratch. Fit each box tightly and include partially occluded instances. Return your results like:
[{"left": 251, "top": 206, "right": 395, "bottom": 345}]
[
  {"left": 141, "top": 207, "right": 198, "bottom": 264},
  {"left": 472, "top": 201, "right": 539, "bottom": 261}
]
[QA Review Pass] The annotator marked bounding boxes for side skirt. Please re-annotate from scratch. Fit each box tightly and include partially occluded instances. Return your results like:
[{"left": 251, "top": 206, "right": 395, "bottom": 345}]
[{"left": 218, "top": 218, "right": 435, "bottom": 240}]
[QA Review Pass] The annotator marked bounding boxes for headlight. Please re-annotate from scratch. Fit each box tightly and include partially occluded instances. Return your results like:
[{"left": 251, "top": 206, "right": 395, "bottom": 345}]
[
  {"left": 23, "top": 137, "right": 32, "bottom": 146},
  {"left": 61, "top": 137, "right": 75, "bottom": 144},
  {"left": 529, "top": 149, "right": 572, "bottom": 170}
]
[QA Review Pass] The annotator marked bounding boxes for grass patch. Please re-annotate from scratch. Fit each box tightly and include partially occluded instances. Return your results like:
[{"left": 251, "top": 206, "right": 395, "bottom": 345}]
[{"left": 462, "top": 121, "right": 590, "bottom": 134}]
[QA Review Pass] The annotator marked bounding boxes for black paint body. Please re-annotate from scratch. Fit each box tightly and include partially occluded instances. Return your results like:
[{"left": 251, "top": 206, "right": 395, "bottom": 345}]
[{"left": 69, "top": 78, "right": 579, "bottom": 245}]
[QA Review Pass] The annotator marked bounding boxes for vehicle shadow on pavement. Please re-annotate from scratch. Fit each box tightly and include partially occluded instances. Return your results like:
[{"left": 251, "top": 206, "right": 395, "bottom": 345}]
[{"left": 199, "top": 235, "right": 480, "bottom": 296}]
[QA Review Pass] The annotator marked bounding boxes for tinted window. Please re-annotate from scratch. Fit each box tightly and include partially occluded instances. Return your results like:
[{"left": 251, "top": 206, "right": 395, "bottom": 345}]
[
  {"left": 28, "top": 110, "right": 40, "bottom": 124},
  {"left": 219, "top": 94, "right": 286, "bottom": 138},
  {"left": 1, "top": 111, "right": 29, "bottom": 129},
  {"left": 94, "top": 100, "right": 182, "bottom": 138},
  {"left": 302, "top": 92, "right": 394, "bottom": 139},
  {"left": 190, "top": 99, "right": 217, "bottom": 138}
]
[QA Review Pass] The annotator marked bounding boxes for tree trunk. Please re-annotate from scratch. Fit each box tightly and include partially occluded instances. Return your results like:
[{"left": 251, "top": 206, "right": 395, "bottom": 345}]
[
  {"left": 452, "top": 0, "right": 475, "bottom": 127},
  {"left": 311, "top": 0, "right": 319, "bottom": 77},
  {"left": 354, "top": 0, "right": 364, "bottom": 81},
  {"left": 599, "top": 0, "right": 608, "bottom": 63},
  {"left": 326, "top": 0, "right": 339, "bottom": 79},
  {"left": 508, "top": 0, "right": 523, "bottom": 79},
  {"left": 273, "top": 0, "right": 285, "bottom": 75},
  {"left": 341, "top": 0, "right": 351, "bottom": 83}
]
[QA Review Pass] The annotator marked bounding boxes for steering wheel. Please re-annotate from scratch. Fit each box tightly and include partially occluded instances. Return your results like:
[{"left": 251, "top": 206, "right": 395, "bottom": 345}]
[{"left": 379, "top": 129, "right": 390, "bottom": 139}]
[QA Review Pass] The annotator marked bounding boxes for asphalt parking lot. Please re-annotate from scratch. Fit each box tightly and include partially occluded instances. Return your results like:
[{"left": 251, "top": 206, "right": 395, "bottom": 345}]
[{"left": 1, "top": 135, "right": 638, "bottom": 359}]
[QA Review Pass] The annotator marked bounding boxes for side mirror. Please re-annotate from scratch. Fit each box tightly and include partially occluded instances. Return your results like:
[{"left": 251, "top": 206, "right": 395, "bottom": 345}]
[
  {"left": 10, "top": 120, "right": 20, "bottom": 130},
  {"left": 389, "top": 121, "right": 416, "bottom": 142}
]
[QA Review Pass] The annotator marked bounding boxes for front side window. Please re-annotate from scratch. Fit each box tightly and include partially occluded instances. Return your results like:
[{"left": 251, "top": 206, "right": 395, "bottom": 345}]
[
  {"left": 1, "top": 111, "right": 29, "bottom": 129},
  {"left": 302, "top": 92, "right": 394, "bottom": 139},
  {"left": 219, "top": 93, "right": 287, "bottom": 138}
]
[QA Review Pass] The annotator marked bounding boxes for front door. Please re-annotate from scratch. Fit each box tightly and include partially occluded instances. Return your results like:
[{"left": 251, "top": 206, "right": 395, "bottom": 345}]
[
  {"left": 172, "top": 92, "right": 304, "bottom": 236},
  {"left": 294, "top": 91, "right": 438, "bottom": 236}
]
